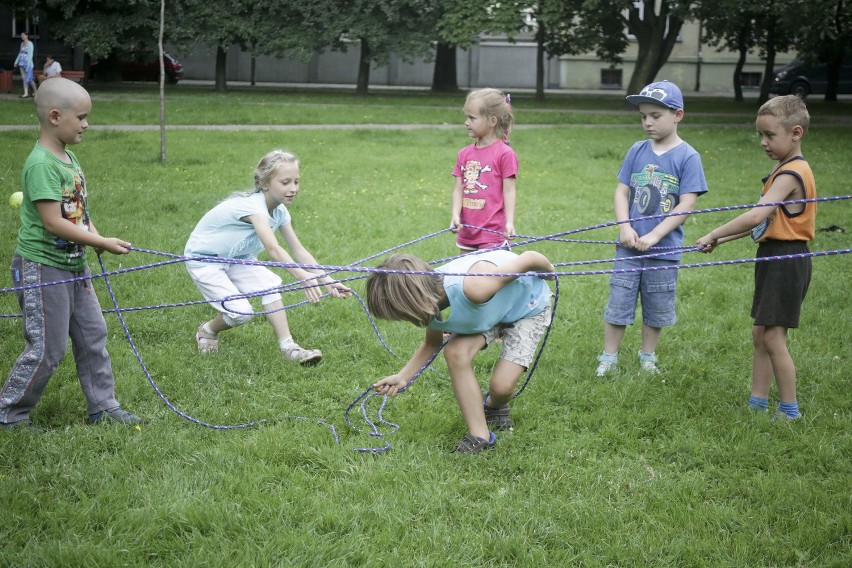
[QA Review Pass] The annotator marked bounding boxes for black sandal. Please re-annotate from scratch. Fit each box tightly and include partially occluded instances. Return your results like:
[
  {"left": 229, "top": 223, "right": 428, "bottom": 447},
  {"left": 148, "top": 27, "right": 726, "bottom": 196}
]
[{"left": 453, "top": 431, "right": 496, "bottom": 454}]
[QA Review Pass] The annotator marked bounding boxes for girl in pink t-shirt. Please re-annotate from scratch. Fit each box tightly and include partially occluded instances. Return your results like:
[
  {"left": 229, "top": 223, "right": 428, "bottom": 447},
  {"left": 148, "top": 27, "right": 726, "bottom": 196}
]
[{"left": 450, "top": 88, "right": 518, "bottom": 252}]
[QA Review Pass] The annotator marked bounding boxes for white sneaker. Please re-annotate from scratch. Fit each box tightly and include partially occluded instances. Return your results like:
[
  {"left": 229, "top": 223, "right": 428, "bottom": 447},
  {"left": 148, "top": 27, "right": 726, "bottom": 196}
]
[
  {"left": 638, "top": 351, "right": 659, "bottom": 374},
  {"left": 595, "top": 354, "right": 617, "bottom": 377}
]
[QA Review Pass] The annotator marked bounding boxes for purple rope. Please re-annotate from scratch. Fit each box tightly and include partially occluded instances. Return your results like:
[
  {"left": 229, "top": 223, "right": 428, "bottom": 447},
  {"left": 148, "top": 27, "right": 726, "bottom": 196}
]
[{"left": 96, "top": 254, "right": 340, "bottom": 439}]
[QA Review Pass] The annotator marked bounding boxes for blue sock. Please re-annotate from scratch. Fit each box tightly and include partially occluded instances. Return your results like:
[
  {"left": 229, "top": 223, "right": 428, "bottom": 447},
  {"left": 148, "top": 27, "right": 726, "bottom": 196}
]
[
  {"left": 748, "top": 396, "right": 768, "bottom": 411},
  {"left": 778, "top": 401, "right": 800, "bottom": 419}
]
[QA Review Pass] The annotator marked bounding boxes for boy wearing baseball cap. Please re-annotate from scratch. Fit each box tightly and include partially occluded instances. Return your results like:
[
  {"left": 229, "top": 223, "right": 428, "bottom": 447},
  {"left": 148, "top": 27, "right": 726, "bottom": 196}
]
[{"left": 595, "top": 80, "right": 709, "bottom": 377}]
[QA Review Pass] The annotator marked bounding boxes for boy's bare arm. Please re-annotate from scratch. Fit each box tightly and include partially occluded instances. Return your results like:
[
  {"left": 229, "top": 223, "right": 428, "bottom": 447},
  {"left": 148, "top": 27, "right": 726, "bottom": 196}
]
[
  {"left": 373, "top": 328, "right": 444, "bottom": 395},
  {"left": 36, "top": 201, "right": 130, "bottom": 254},
  {"left": 696, "top": 176, "right": 801, "bottom": 250},
  {"left": 635, "top": 192, "right": 699, "bottom": 251},
  {"left": 614, "top": 183, "right": 638, "bottom": 249}
]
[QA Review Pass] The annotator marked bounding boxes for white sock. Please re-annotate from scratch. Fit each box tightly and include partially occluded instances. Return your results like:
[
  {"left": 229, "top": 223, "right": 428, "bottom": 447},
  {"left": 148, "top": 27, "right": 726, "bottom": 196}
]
[
  {"left": 279, "top": 336, "right": 295, "bottom": 349},
  {"left": 202, "top": 322, "right": 217, "bottom": 336}
]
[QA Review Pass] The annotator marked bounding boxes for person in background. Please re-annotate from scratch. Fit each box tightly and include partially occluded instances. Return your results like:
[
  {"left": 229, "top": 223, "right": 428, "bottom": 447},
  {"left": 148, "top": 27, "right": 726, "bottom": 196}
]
[
  {"left": 38, "top": 55, "right": 62, "bottom": 84},
  {"left": 13, "top": 31, "right": 38, "bottom": 98}
]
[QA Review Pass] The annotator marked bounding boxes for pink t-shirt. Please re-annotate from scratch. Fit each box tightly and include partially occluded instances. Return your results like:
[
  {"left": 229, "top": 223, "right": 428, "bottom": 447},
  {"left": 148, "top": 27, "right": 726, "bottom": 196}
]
[{"left": 452, "top": 140, "right": 519, "bottom": 248}]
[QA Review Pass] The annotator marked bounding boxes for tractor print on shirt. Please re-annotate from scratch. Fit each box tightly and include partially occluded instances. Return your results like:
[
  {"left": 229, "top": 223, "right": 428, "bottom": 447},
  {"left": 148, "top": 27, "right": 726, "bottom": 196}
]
[{"left": 629, "top": 163, "right": 681, "bottom": 216}]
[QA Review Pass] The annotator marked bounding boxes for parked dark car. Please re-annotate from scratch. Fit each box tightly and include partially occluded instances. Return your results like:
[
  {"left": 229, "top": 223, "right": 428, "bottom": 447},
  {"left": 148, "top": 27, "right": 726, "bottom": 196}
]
[
  {"left": 89, "top": 52, "right": 185, "bottom": 84},
  {"left": 768, "top": 57, "right": 852, "bottom": 97}
]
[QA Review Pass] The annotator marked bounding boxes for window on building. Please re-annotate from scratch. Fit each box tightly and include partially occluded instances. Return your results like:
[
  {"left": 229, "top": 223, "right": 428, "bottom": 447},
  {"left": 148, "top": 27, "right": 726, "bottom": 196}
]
[
  {"left": 11, "top": 12, "right": 39, "bottom": 38},
  {"left": 739, "top": 72, "right": 761, "bottom": 88},
  {"left": 600, "top": 68, "right": 623, "bottom": 89}
]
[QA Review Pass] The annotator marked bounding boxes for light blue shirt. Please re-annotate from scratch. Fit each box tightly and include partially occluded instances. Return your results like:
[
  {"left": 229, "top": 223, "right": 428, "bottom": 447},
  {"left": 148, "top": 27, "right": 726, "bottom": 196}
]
[
  {"left": 184, "top": 191, "right": 290, "bottom": 266},
  {"left": 428, "top": 250, "right": 551, "bottom": 335}
]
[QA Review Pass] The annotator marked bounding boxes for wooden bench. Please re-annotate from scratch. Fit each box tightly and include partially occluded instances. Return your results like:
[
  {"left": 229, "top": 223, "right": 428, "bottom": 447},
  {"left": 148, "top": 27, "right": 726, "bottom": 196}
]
[{"left": 60, "top": 70, "right": 85, "bottom": 84}]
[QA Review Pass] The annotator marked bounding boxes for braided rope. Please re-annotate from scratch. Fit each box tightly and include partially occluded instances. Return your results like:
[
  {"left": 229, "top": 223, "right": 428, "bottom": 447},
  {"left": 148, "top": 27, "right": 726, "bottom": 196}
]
[{"left": 1, "top": 195, "right": 848, "bottom": 451}]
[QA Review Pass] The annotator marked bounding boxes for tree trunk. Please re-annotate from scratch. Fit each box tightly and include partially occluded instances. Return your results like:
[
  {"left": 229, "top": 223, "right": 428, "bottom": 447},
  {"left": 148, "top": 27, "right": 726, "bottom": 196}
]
[
  {"left": 356, "top": 37, "right": 371, "bottom": 97},
  {"left": 535, "top": 21, "right": 546, "bottom": 102},
  {"left": 733, "top": 30, "right": 748, "bottom": 103},
  {"left": 626, "top": 8, "right": 682, "bottom": 94},
  {"left": 824, "top": 53, "right": 842, "bottom": 102},
  {"left": 758, "top": 15, "right": 776, "bottom": 105},
  {"left": 431, "top": 41, "right": 458, "bottom": 92},
  {"left": 158, "top": 0, "right": 166, "bottom": 163},
  {"left": 215, "top": 45, "right": 227, "bottom": 93}
]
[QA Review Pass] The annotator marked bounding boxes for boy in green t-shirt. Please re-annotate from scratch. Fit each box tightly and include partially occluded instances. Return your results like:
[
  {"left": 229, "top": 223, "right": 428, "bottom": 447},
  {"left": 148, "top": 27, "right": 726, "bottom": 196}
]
[{"left": 1, "top": 78, "right": 142, "bottom": 430}]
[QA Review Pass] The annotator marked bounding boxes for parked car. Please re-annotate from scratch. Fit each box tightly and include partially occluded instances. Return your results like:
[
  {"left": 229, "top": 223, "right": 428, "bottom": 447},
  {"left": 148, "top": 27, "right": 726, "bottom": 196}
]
[
  {"left": 768, "top": 57, "right": 852, "bottom": 97},
  {"left": 89, "top": 52, "right": 185, "bottom": 84}
]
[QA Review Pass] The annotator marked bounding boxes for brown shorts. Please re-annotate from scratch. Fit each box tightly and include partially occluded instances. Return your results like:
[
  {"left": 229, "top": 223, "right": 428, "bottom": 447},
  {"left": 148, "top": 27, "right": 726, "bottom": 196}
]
[{"left": 751, "top": 240, "right": 811, "bottom": 328}]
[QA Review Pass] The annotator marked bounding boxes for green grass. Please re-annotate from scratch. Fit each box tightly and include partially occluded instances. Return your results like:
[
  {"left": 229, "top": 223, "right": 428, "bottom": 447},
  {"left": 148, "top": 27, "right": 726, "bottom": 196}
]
[{"left": 0, "top": 88, "right": 850, "bottom": 567}]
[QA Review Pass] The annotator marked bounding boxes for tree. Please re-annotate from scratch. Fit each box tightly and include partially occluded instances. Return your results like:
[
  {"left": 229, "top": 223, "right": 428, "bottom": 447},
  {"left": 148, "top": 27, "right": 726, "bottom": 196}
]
[
  {"left": 700, "top": 0, "right": 763, "bottom": 102},
  {"left": 623, "top": 0, "right": 693, "bottom": 94},
  {"left": 35, "top": 0, "right": 164, "bottom": 63},
  {"left": 751, "top": 0, "right": 799, "bottom": 104},
  {"left": 431, "top": 1, "right": 501, "bottom": 92},
  {"left": 790, "top": 0, "right": 852, "bottom": 102},
  {"left": 308, "top": 0, "right": 439, "bottom": 96},
  {"left": 527, "top": 0, "right": 628, "bottom": 101}
]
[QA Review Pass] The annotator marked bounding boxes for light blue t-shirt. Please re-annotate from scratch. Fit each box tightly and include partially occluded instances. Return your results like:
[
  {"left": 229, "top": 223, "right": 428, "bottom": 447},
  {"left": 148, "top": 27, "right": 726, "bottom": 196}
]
[
  {"left": 184, "top": 191, "right": 290, "bottom": 266},
  {"left": 617, "top": 139, "right": 708, "bottom": 261},
  {"left": 428, "top": 250, "right": 552, "bottom": 335}
]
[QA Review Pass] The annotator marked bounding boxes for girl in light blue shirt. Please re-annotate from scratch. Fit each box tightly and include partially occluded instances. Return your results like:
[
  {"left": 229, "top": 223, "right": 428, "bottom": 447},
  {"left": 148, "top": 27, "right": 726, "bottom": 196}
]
[{"left": 185, "top": 149, "right": 350, "bottom": 364}]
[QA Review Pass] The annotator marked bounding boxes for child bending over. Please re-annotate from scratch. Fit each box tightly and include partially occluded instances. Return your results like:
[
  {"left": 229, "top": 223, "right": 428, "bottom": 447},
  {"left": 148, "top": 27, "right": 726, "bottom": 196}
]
[{"left": 367, "top": 250, "right": 555, "bottom": 454}]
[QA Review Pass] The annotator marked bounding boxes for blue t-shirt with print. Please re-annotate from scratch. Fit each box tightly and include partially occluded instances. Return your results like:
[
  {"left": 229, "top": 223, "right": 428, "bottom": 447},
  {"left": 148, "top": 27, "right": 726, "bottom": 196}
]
[{"left": 616, "top": 139, "right": 708, "bottom": 261}]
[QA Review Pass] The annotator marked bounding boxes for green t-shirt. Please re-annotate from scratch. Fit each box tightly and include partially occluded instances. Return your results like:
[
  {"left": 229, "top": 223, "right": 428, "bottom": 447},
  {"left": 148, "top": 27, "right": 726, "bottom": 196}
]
[{"left": 16, "top": 143, "right": 91, "bottom": 271}]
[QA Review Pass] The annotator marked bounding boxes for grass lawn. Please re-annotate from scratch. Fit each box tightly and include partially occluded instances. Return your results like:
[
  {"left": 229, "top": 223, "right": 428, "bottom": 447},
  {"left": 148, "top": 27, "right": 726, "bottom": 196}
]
[{"left": 0, "top": 85, "right": 850, "bottom": 567}]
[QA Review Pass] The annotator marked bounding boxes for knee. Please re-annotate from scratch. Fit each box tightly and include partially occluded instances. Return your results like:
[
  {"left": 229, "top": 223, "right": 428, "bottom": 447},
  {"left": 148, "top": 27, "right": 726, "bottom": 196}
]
[
  {"left": 443, "top": 342, "right": 476, "bottom": 368},
  {"left": 488, "top": 381, "right": 515, "bottom": 401},
  {"left": 222, "top": 312, "right": 252, "bottom": 327}
]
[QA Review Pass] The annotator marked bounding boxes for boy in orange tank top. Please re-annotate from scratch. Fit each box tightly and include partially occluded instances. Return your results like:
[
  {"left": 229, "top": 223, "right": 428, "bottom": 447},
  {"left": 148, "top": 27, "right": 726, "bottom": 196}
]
[{"left": 696, "top": 95, "right": 816, "bottom": 421}]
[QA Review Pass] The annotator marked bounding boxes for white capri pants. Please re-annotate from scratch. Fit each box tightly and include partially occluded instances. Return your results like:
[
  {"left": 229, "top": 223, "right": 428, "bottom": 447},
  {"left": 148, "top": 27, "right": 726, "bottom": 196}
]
[{"left": 187, "top": 261, "right": 282, "bottom": 326}]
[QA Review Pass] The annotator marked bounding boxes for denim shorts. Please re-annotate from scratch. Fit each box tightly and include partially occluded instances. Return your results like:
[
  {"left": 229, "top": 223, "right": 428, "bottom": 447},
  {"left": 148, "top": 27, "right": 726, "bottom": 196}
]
[{"left": 604, "top": 256, "right": 678, "bottom": 327}]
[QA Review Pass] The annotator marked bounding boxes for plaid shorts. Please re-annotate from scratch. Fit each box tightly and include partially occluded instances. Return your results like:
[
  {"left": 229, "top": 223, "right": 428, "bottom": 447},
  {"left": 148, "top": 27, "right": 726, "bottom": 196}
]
[{"left": 481, "top": 304, "right": 552, "bottom": 368}]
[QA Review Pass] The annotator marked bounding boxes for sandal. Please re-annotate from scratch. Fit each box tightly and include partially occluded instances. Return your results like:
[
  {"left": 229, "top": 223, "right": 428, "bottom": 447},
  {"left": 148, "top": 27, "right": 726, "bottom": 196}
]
[
  {"left": 484, "top": 403, "right": 514, "bottom": 431},
  {"left": 281, "top": 342, "right": 322, "bottom": 365},
  {"left": 453, "top": 431, "right": 496, "bottom": 454},
  {"left": 196, "top": 324, "right": 219, "bottom": 354}
]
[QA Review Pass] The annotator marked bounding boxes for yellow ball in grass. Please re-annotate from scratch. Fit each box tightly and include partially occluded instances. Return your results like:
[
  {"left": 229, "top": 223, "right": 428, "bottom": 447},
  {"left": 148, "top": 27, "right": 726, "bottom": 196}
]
[{"left": 9, "top": 192, "right": 23, "bottom": 209}]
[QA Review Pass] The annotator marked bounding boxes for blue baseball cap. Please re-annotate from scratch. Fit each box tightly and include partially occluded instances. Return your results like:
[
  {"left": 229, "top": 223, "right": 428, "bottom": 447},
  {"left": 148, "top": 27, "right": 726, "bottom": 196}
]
[{"left": 625, "top": 80, "right": 684, "bottom": 110}]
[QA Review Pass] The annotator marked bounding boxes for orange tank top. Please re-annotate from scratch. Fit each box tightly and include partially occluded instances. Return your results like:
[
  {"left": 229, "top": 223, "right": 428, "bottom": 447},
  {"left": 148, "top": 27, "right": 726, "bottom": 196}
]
[{"left": 751, "top": 157, "right": 816, "bottom": 242}]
